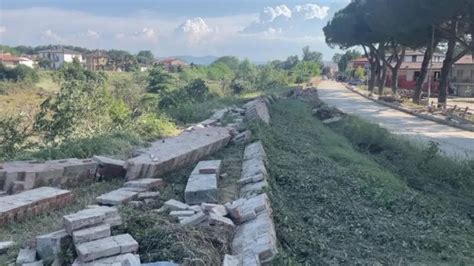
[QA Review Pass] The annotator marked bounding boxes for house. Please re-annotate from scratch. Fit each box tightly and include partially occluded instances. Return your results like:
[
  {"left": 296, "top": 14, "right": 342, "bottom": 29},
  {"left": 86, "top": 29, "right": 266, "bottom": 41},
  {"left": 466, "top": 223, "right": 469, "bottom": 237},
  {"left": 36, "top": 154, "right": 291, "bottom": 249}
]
[
  {"left": 451, "top": 55, "right": 474, "bottom": 97},
  {"left": 36, "top": 47, "right": 83, "bottom": 69},
  {"left": 348, "top": 57, "right": 370, "bottom": 70},
  {"left": 0, "top": 53, "right": 34, "bottom": 68},
  {"left": 385, "top": 49, "right": 445, "bottom": 93},
  {"left": 157, "top": 58, "right": 189, "bottom": 71},
  {"left": 85, "top": 52, "right": 108, "bottom": 71}
]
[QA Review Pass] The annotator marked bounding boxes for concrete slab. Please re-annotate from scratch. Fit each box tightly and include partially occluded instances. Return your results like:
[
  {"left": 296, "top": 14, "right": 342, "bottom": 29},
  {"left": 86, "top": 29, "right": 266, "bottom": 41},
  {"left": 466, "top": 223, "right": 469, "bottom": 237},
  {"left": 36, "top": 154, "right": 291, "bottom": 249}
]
[
  {"left": 96, "top": 188, "right": 139, "bottom": 206},
  {"left": 124, "top": 178, "right": 164, "bottom": 190},
  {"left": 75, "top": 234, "right": 138, "bottom": 262},
  {"left": 16, "top": 248, "right": 37, "bottom": 265},
  {"left": 184, "top": 173, "right": 218, "bottom": 205},
  {"left": 72, "top": 224, "right": 111, "bottom": 244},
  {"left": 163, "top": 199, "right": 190, "bottom": 211},
  {"left": 180, "top": 212, "right": 207, "bottom": 226},
  {"left": 191, "top": 160, "right": 222, "bottom": 175},
  {"left": 36, "top": 230, "right": 71, "bottom": 262},
  {"left": 63, "top": 206, "right": 118, "bottom": 234},
  {"left": 0, "top": 241, "right": 15, "bottom": 253},
  {"left": 125, "top": 127, "right": 231, "bottom": 180},
  {"left": 75, "top": 253, "right": 141, "bottom": 266}
]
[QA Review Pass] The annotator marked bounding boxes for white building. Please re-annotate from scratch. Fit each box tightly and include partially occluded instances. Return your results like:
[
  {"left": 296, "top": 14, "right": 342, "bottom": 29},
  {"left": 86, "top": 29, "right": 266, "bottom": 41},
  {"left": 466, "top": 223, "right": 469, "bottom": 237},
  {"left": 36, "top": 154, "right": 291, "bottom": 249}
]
[{"left": 37, "top": 48, "right": 83, "bottom": 69}]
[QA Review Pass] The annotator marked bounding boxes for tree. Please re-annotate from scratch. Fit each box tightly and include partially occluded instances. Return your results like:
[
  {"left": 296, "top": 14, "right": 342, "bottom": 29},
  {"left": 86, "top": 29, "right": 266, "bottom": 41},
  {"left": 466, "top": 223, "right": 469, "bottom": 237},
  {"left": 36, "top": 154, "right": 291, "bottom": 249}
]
[
  {"left": 236, "top": 59, "right": 258, "bottom": 84},
  {"left": 136, "top": 50, "right": 155, "bottom": 66},
  {"left": 302, "top": 46, "right": 323, "bottom": 65},
  {"left": 185, "top": 78, "right": 209, "bottom": 102},
  {"left": 293, "top": 61, "right": 321, "bottom": 84},
  {"left": 212, "top": 56, "right": 240, "bottom": 71},
  {"left": 282, "top": 55, "right": 299, "bottom": 70},
  {"left": 354, "top": 66, "right": 366, "bottom": 80},
  {"left": 147, "top": 66, "right": 173, "bottom": 93},
  {"left": 107, "top": 50, "right": 138, "bottom": 71}
]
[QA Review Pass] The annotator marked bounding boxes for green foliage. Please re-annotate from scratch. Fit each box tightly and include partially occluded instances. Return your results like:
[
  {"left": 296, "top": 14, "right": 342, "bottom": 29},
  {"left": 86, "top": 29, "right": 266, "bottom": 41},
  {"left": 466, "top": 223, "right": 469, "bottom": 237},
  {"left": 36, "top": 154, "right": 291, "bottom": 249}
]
[
  {"left": 230, "top": 79, "right": 253, "bottom": 94},
  {"left": 292, "top": 61, "right": 321, "bottom": 83},
  {"left": 147, "top": 66, "right": 174, "bottom": 93},
  {"left": 136, "top": 50, "right": 155, "bottom": 66},
  {"left": 108, "top": 99, "right": 132, "bottom": 127},
  {"left": 354, "top": 66, "right": 366, "bottom": 80},
  {"left": 207, "top": 62, "right": 234, "bottom": 81},
  {"left": 34, "top": 64, "right": 109, "bottom": 143},
  {"left": 211, "top": 56, "right": 240, "bottom": 71},
  {"left": 184, "top": 78, "right": 210, "bottom": 102},
  {"left": 0, "top": 64, "right": 39, "bottom": 83},
  {"left": 106, "top": 50, "right": 138, "bottom": 71},
  {"left": 302, "top": 45, "right": 323, "bottom": 65},
  {"left": 134, "top": 113, "right": 178, "bottom": 139},
  {"left": 0, "top": 115, "right": 32, "bottom": 160}
]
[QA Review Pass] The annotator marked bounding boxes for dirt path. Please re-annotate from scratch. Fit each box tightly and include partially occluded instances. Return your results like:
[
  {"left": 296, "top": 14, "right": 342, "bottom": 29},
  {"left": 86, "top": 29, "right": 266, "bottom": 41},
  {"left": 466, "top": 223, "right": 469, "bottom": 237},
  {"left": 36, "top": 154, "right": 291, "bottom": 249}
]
[{"left": 317, "top": 81, "right": 474, "bottom": 160}]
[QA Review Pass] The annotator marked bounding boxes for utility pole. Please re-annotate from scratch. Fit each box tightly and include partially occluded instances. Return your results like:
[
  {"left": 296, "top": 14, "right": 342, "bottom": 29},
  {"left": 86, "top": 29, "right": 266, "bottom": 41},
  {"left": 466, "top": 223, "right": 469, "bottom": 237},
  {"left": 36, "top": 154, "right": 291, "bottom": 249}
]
[{"left": 427, "top": 25, "right": 435, "bottom": 104}]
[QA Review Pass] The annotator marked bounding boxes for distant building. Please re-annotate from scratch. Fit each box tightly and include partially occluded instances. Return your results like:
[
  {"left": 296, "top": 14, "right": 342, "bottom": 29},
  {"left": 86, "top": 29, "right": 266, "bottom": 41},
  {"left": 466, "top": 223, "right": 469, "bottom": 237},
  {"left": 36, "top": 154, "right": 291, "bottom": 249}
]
[
  {"left": 36, "top": 47, "right": 83, "bottom": 69},
  {"left": 85, "top": 52, "right": 108, "bottom": 71},
  {"left": 384, "top": 49, "right": 445, "bottom": 93},
  {"left": 451, "top": 55, "right": 474, "bottom": 97},
  {"left": 157, "top": 58, "right": 189, "bottom": 71},
  {"left": 348, "top": 57, "right": 370, "bottom": 70},
  {"left": 0, "top": 53, "right": 34, "bottom": 68}
]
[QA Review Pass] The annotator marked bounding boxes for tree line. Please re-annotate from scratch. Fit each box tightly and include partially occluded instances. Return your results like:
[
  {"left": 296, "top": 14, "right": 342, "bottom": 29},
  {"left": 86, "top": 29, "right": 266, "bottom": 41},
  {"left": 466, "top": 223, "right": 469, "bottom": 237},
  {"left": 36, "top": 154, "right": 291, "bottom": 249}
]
[{"left": 324, "top": 0, "right": 474, "bottom": 104}]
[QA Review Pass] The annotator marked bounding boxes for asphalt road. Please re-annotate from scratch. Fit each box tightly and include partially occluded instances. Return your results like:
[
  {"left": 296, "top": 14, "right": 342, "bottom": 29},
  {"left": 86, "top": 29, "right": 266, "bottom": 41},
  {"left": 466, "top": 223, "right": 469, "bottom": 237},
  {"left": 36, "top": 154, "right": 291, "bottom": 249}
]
[{"left": 317, "top": 81, "right": 474, "bottom": 160}]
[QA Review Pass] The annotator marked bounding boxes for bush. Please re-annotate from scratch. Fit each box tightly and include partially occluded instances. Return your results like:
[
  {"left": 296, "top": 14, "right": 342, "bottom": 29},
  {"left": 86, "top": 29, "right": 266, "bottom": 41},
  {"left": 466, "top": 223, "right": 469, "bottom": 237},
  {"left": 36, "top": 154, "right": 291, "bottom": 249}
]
[
  {"left": 185, "top": 78, "right": 210, "bottom": 102},
  {"left": 0, "top": 115, "right": 32, "bottom": 160},
  {"left": 0, "top": 64, "right": 39, "bottom": 83},
  {"left": 134, "top": 113, "right": 178, "bottom": 139},
  {"left": 231, "top": 79, "right": 253, "bottom": 94}
]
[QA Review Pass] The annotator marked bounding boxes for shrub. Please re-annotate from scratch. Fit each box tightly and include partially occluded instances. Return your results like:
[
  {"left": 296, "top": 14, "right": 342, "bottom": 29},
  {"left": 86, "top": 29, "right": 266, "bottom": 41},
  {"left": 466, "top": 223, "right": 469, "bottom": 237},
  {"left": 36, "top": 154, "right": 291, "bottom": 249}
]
[
  {"left": 0, "top": 64, "right": 39, "bottom": 83},
  {"left": 0, "top": 115, "right": 32, "bottom": 160},
  {"left": 134, "top": 113, "right": 178, "bottom": 139},
  {"left": 231, "top": 79, "right": 253, "bottom": 94},
  {"left": 147, "top": 66, "right": 173, "bottom": 93},
  {"left": 184, "top": 78, "right": 210, "bottom": 102}
]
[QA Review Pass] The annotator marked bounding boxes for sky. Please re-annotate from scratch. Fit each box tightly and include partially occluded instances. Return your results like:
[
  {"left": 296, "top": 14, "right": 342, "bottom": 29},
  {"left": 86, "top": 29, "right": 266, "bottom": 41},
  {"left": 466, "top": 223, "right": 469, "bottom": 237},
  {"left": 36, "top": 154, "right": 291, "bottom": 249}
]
[{"left": 0, "top": 0, "right": 350, "bottom": 62}]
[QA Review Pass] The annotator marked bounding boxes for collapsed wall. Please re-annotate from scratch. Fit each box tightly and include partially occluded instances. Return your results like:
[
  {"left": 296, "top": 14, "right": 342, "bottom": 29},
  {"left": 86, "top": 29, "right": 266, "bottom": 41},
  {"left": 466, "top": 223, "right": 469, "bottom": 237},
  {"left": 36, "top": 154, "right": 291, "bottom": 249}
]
[
  {"left": 0, "top": 187, "right": 73, "bottom": 225},
  {"left": 125, "top": 126, "right": 231, "bottom": 180},
  {"left": 0, "top": 159, "right": 97, "bottom": 195}
]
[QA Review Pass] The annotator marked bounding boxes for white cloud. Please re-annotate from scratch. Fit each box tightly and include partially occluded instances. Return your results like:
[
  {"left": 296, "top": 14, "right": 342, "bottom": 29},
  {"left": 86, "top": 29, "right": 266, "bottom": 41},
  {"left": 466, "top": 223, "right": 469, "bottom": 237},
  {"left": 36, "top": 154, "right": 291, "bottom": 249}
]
[
  {"left": 41, "top": 29, "right": 63, "bottom": 42},
  {"left": 294, "top": 4, "right": 330, "bottom": 20},
  {"left": 133, "top": 27, "right": 158, "bottom": 41},
  {"left": 175, "top": 17, "right": 214, "bottom": 45},
  {"left": 242, "top": 3, "right": 330, "bottom": 35},
  {"left": 86, "top": 29, "right": 99, "bottom": 38},
  {"left": 261, "top": 5, "right": 292, "bottom": 22},
  {"left": 0, "top": 26, "right": 6, "bottom": 34}
]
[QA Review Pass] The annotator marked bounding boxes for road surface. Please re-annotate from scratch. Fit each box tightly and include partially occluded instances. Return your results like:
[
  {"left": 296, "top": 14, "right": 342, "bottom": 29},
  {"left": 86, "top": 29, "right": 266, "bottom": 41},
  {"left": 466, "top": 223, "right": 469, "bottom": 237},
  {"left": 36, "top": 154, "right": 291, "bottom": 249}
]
[{"left": 317, "top": 81, "right": 474, "bottom": 160}]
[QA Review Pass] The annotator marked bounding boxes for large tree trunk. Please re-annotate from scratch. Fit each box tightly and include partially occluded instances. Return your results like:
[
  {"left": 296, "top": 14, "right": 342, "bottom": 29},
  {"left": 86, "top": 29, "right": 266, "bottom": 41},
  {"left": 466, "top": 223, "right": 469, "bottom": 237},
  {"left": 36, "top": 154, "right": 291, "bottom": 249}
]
[
  {"left": 368, "top": 66, "right": 376, "bottom": 92},
  {"left": 391, "top": 67, "right": 399, "bottom": 94},
  {"left": 378, "top": 64, "right": 387, "bottom": 95},
  {"left": 438, "top": 26, "right": 457, "bottom": 105},
  {"left": 413, "top": 42, "right": 436, "bottom": 104}
]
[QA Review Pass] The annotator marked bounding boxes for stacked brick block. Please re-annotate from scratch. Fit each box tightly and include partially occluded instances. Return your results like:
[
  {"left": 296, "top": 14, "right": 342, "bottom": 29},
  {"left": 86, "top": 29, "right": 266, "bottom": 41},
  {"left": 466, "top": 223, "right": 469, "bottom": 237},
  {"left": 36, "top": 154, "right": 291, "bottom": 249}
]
[{"left": 0, "top": 187, "right": 73, "bottom": 225}]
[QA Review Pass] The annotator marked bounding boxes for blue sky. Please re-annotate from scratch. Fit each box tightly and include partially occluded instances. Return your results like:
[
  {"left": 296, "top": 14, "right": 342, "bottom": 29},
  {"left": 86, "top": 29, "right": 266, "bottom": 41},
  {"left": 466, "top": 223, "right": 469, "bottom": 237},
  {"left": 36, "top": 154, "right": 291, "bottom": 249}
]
[{"left": 0, "top": 0, "right": 349, "bottom": 61}]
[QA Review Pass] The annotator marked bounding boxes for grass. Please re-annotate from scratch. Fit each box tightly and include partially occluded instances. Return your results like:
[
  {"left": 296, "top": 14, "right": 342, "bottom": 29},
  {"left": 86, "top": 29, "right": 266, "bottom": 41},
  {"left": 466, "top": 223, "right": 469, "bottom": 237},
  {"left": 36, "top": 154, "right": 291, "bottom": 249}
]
[
  {"left": 0, "top": 179, "right": 124, "bottom": 264},
  {"left": 250, "top": 98, "right": 474, "bottom": 264},
  {"left": 117, "top": 142, "right": 246, "bottom": 264}
]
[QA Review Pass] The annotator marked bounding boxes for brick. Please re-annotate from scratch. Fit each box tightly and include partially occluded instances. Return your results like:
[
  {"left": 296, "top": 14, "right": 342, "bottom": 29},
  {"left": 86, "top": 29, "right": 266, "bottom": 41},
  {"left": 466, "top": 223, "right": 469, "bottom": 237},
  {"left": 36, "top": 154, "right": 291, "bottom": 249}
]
[
  {"left": 36, "top": 230, "right": 71, "bottom": 262},
  {"left": 75, "top": 234, "right": 138, "bottom": 262},
  {"left": 0, "top": 241, "right": 15, "bottom": 253},
  {"left": 63, "top": 206, "right": 118, "bottom": 234},
  {"left": 184, "top": 174, "right": 218, "bottom": 205},
  {"left": 16, "top": 248, "right": 37, "bottom": 265},
  {"left": 74, "top": 253, "right": 140, "bottom": 266},
  {"left": 96, "top": 188, "right": 139, "bottom": 206},
  {"left": 209, "top": 213, "right": 235, "bottom": 228},
  {"left": 137, "top": 191, "right": 160, "bottom": 200},
  {"left": 223, "top": 254, "right": 240, "bottom": 266},
  {"left": 72, "top": 224, "right": 111, "bottom": 244},
  {"left": 124, "top": 127, "right": 231, "bottom": 180},
  {"left": 191, "top": 160, "right": 222, "bottom": 175},
  {"left": 124, "top": 178, "right": 164, "bottom": 190},
  {"left": 169, "top": 210, "right": 195, "bottom": 217},
  {"left": 180, "top": 212, "right": 207, "bottom": 226},
  {"left": 163, "top": 199, "right": 189, "bottom": 211}
]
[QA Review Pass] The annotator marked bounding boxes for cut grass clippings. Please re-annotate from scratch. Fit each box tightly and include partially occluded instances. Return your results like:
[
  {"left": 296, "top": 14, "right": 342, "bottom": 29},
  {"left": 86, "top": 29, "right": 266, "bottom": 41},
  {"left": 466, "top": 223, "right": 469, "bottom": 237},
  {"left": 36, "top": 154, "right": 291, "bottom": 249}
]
[{"left": 250, "top": 98, "right": 474, "bottom": 264}]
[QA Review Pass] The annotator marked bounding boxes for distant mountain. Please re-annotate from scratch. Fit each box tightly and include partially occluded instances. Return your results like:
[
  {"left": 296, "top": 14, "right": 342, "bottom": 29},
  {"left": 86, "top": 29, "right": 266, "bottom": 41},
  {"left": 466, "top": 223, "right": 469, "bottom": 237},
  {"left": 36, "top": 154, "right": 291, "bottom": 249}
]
[{"left": 174, "top": 55, "right": 219, "bottom": 65}]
